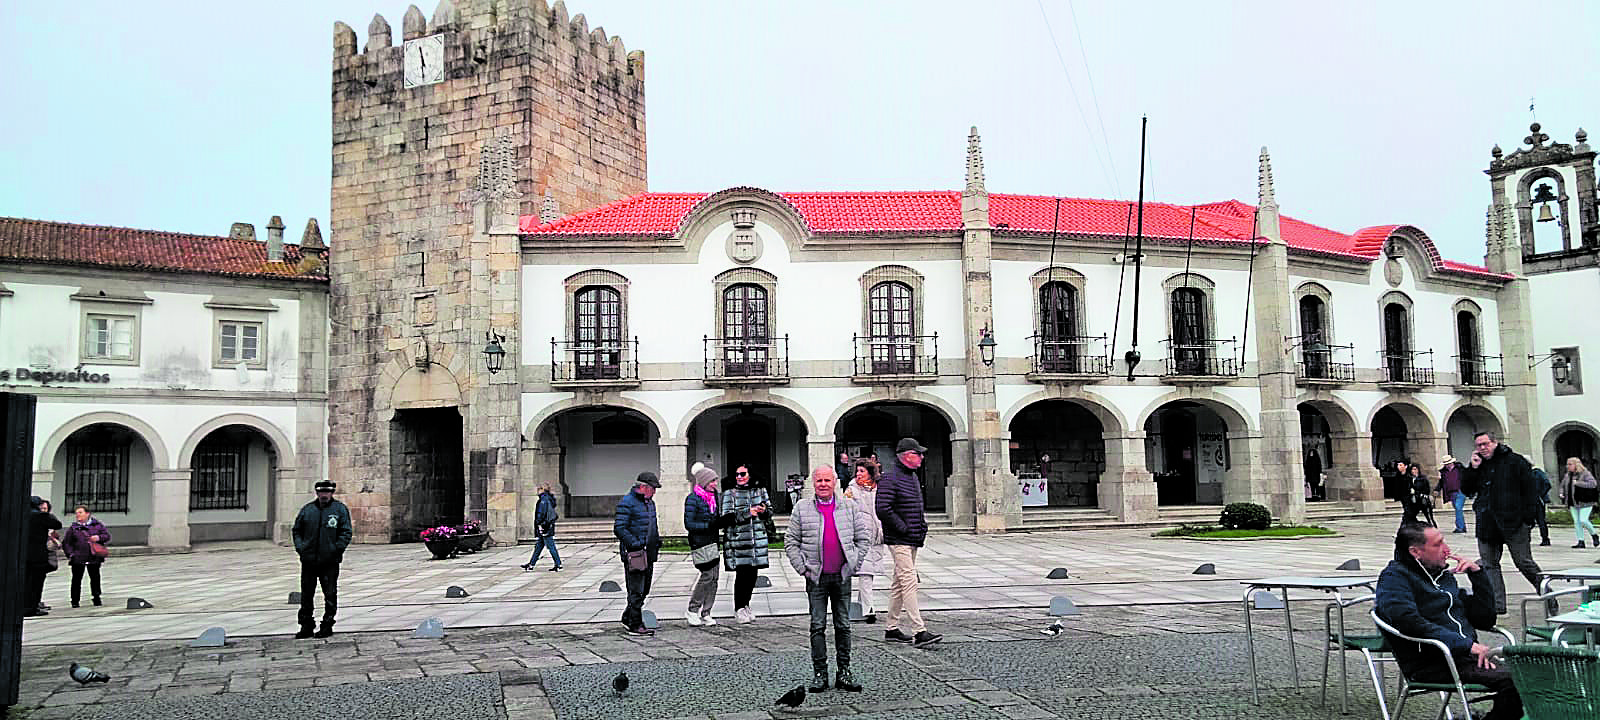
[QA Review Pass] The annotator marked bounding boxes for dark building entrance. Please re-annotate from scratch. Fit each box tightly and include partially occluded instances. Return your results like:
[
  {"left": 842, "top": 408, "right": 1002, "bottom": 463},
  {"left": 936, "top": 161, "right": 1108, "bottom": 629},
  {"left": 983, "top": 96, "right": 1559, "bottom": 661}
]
[{"left": 389, "top": 407, "right": 464, "bottom": 542}]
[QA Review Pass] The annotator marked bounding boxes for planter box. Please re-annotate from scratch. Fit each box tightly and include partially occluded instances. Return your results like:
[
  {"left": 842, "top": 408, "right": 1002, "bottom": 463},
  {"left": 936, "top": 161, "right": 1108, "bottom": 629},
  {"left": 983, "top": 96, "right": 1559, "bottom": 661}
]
[{"left": 423, "top": 538, "right": 459, "bottom": 560}]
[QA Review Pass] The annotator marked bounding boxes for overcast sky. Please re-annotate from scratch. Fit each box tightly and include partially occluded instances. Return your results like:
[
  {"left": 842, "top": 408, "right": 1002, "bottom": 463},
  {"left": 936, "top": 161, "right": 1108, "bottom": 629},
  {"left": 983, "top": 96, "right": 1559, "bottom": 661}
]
[{"left": 3, "top": 1, "right": 1597, "bottom": 264}]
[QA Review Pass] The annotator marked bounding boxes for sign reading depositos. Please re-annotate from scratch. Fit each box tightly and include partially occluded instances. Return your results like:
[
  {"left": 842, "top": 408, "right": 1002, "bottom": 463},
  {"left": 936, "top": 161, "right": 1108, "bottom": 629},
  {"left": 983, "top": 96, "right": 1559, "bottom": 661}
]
[{"left": 1, "top": 367, "right": 112, "bottom": 384}]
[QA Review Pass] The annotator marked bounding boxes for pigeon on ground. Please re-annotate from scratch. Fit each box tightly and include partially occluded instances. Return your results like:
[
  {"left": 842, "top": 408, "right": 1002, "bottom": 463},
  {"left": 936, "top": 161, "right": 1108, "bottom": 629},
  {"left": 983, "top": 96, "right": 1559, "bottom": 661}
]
[
  {"left": 775, "top": 685, "right": 807, "bottom": 709},
  {"left": 69, "top": 663, "right": 110, "bottom": 685},
  {"left": 612, "top": 671, "right": 629, "bottom": 697},
  {"left": 1041, "top": 620, "right": 1064, "bottom": 637}
]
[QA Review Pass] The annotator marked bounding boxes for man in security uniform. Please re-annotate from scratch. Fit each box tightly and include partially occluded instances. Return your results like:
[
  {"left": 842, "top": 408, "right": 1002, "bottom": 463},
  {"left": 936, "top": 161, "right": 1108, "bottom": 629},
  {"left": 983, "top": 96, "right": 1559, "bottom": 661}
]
[{"left": 293, "top": 480, "right": 353, "bottom": 638}]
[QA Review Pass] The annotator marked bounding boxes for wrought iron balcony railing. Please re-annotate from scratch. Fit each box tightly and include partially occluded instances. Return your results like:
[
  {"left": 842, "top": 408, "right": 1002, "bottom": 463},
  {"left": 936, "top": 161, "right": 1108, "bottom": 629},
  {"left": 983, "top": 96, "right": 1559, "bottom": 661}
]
[
  {"left": 1380, "top": 349, "right": 1435, "bottom": 385},
  {"left": 551, "top": 337, "right": 639, "bottom": 384},
  {"left": 1027, "top": 335, "right": 1110, "bottom": 376},
  {"left": 852, "top": 334, "right": 938, "bottom": 377},
  {"left": 1454, "top": 354, "right": 1505, "bottom": 389},
  {"left": 704, "top": 335, "right": 790, "bottom": 382},
  {"left": 1161, "top": 337, "right": 1239, "bottom": 377},
  {"left": 1296, "top": 343, "right": 1356, "bottom": 383}
]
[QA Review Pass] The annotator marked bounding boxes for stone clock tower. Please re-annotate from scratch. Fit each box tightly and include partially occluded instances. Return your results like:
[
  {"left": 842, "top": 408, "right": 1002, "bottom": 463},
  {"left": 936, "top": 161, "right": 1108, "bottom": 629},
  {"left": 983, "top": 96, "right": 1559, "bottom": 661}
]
[{"left": 328, "top": 0, "right": 647, "bottom": 542}]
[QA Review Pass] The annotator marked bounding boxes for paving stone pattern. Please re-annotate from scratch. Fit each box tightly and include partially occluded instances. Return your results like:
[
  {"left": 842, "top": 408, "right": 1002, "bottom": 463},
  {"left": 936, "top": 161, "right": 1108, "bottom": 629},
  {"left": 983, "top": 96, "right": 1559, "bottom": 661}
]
[{"left": 65, "top": 674, "right": 504, "bottom": 720}]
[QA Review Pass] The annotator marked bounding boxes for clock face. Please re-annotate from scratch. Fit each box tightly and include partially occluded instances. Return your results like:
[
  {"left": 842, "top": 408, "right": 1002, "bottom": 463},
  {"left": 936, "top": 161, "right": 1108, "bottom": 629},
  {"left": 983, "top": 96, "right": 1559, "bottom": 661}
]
[{"left": 403, "top": 34, "right": 445, "bottom": 88}]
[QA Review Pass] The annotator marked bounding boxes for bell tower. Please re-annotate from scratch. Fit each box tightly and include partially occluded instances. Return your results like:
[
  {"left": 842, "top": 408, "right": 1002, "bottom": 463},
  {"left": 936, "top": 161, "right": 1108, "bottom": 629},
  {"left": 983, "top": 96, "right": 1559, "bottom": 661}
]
[{"left": 1486, "top": 123, "right": 1598, "bottom": 268}]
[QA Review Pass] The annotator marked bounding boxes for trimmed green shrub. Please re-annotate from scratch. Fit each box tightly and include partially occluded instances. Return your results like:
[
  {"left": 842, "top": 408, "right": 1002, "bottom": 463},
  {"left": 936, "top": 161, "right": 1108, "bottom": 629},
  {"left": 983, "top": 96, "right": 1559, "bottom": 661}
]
[{"left": 1219, "top": 502, "right": 1272, "bottom": 530}]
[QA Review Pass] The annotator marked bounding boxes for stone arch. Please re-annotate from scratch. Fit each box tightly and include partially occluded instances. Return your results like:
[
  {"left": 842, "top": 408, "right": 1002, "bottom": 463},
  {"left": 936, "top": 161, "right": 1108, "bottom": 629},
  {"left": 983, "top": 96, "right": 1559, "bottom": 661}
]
[
  {"left": 1544, "top": 421, "right": 1600, "bottom": 476},
  {"left": 1001, "top": 388, "right": 1127, "bottom": 437},
  {"left": 389, "top": 365, "right": 465, "bottom": 410},
  {"left": 1293, "top": 281, "right": 1337, "bottom": 345},
  {"left": 177, "top": 413, "right": 296, "bottom": 471},
  {"left": 1365, "top": 397, "right": 1437, "bottom": 434},
  {"left": 824, "top": 390, "right": 966, "bottom": 436},
  {"left": 1295, "top": 392, "right": 1361, "bottom": 436},
  {"left": 679, "top": 187, "right": 812, "bottom": 259},
  {"left": 372, "top": 338, "right": 472, "bottom": 414},
  {"left": 1516, "top": 166, "right": 1576, "bottom": 253},
  {"left": 38, "top": 411, "right": 170, "bottom": 470},
  {"left": 1296, "top": 393, "right": 1367, "bottom": 502},
  {"left": 1133, "top": 389, "right": 1256, "bottom": 435},
  {"left": 675, "top": 393, "right": 816, "bottom": 439},
  {"left": 1442, "top": 399, "right": 1505, "bottom": 457},
  {"left": 524, "top": 395, "right": 672, "bottom": 443}
]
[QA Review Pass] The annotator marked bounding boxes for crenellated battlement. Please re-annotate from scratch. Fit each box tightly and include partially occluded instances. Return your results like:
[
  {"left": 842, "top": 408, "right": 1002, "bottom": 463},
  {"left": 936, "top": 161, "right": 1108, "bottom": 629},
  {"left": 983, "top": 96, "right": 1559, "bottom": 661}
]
[{"left": 333, "top": 0, "right": 642, "bottom": 86}]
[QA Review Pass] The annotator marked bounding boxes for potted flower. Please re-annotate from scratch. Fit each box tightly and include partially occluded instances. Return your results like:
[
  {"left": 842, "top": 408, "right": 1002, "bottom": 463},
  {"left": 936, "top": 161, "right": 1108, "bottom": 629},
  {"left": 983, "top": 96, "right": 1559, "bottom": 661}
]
[
  {"left": 456, "top": 519, "right": 490, "bottom": 554},
  {"left": 420, "top": 524, "right": 459, "bottom": 560}
]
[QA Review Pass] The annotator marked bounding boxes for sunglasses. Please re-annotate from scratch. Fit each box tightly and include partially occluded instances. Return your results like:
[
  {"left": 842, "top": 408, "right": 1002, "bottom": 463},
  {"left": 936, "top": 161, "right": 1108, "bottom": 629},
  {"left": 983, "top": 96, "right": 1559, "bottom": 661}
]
[{"left": 736, "top": 471, "right": 749, "bottom": 476}]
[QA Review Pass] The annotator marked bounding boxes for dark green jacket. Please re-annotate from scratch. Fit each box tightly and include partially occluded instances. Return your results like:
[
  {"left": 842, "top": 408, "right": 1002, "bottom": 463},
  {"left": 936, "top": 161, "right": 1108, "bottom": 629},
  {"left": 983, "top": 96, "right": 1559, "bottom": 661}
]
[{"left": 293, "top": 499, "right": 353, "bottom": 564}]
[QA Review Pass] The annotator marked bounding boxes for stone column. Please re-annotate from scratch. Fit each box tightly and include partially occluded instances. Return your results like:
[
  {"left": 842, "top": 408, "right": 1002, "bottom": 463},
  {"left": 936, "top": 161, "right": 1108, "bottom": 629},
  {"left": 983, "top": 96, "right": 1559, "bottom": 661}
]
[
  {"left": 806, "top": 434, "right": 837, "bottom": 480},
  {"left": 1326, "top": 431, "right": 1383, "bottom": 511},
  {"left": 960, "top": 128, "right": 1016, "bottom": 533},
  {"left": 1483, "top": 202, "right": 1542, "bottom": 460},
  {"left": 148, "top": 469, "right": 191, "bottom": 550},
  {"left": 946, "top": 434, "right": 975, "bottom": 527},
  {"left": 656, "top": 438, "right": 690, "bottom": 536},
  {"left": 272, "top": 467, "right": 299, "bottom": 545},
  {"left": 1408, "top": 432, "right": 1448, "bottom": 484},
  {"left": 1100, "top": 432, "right": 1156, "bottom": 522},
  {"left": 1249, "top": 148, "right": 1306, "bottom": 523}
]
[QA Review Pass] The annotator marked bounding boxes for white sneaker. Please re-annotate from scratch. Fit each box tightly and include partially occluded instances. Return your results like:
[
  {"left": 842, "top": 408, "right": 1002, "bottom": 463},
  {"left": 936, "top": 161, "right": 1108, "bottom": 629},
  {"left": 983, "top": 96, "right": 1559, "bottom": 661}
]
[
  {"left": 684, "top": 610, "right": 702, "bottom": 626},
  {"left": 736, "top": 607, "right": 754, "bottom": 624},
  {"left": 700, "top": 614, "right": 718, "bottom": 626}
]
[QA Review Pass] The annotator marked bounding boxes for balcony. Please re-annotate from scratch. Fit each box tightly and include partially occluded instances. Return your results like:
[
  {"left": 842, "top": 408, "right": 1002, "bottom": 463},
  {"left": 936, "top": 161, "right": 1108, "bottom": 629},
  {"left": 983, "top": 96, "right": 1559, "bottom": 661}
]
[
  {"left": 703, "top": 336, "right": 790, "bottom": 386},
  {"left": 551, "top": 338, "right": 641, "bottom": 389},
  {"left": 1378, "top": 350, "right": 1435, "bottom": 389},
  {"left": 1160, "top": 338, "right": 1238, "bottom": 384},
  {"left": 1025, "top": 335, "right": 1110, "bottom": 383},
  {"left": 851, "top": 334, "right": 938, "bottom": 384},
  {"left": 1295, "top": 343, "right": 1357, "bottom": 386},
  {"left": 1454, "top": 354, "right": 1505, "bottom": 393}
]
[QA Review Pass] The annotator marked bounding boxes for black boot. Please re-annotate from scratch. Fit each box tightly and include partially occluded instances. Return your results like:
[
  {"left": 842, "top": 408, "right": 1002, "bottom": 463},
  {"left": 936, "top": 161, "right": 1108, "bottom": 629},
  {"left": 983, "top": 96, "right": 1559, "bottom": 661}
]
[
  {"left": 313, "top": 622, "right": 334, "bottom": 638},
  {"left": 835, "top": 668, "right": 863, "bottom": 692},
  {"left": 808, "top": 670, "right": 830, "bottom": 693},
  {"left": 1576, "top": 541, "right": 1587, "bottom": 549},
  {"left": 294, "top": 625, "right": 315, "bottom": 639}
]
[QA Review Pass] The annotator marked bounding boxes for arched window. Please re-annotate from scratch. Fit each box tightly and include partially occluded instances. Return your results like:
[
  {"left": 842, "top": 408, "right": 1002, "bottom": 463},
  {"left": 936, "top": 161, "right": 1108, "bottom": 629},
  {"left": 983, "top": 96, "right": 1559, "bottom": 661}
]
[
  {"left": 574, "top": 285, "right": 622, "bottom": 379},
  {"left": 1457, "top": 310, "right": 1481, "bottom": 385},
  {"left": 1383, "top": 302, "right": 1410, "bottom": 381},
  {"left": 868, "top": 281, "right": 915, "bottom": 373},
  {"left": 1298, "top": 295, "right": 1327, "bottom": 376},
  {"left": 722, "top": 283, "right": 770, "bottom": 376},
  {"left": 1038, "top": 282, "right": 1079, "bottom": 371},
  {"left": 1171, "top": 287, "right": 1208, "bottom": 374}
]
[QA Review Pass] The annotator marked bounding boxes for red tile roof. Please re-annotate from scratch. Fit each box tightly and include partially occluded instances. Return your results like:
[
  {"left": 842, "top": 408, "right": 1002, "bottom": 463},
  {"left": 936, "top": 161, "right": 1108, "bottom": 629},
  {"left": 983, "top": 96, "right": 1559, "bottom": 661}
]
[
  {"left": 0, "top": 217, "right": 328, "bottom": 282},
  {"left": 522, "top": 191, "right": 1506, "bottom": 279}
]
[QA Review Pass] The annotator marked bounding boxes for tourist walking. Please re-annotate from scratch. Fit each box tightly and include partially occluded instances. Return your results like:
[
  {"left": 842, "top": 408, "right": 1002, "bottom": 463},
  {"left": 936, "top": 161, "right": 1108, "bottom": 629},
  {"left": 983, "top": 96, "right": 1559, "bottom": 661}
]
[
  {"left": 876, "top": 437, "right": 942, "bottom": 648},
  {"left": 1437, "top": 455, "right": 1468, "bottom": 533},
  {"left": 614, "top": 471, "right": 662, "bottom": 635},
  {"left": 843, "top": 459, "right": 889, "bottom": 623},
  {"left": 684, "top": 463, "right": 731, "bottom": 626},
  {"left": 292, "top": 480, "right": 353, "bottom": 638},
  {"left": 522, "top": 485, "right": 563, "bottom": 571},
  {"left": 1460, "top": 431, "right": 1545, "bottom": 614},
  {"left": 786, "top": 466, "right": 871, "bottom": 693},
  {"left": 1533, "top": 466, "right": 1553, "bottom": 546},
  {"left": 1406, "top": 463, "right": 1435, "bottom": 527},
  {"left": 60, "top": 504, "right": 110, "bottom": 608},
  {"left": 721, "top": 464, "right": 774, "bottom": 624},
  {"left": 24, "top": 496, "right": 61, "bottom": 618},
  {"left": 1559, "top": 457, "right": 1599, "bottom": 548}
]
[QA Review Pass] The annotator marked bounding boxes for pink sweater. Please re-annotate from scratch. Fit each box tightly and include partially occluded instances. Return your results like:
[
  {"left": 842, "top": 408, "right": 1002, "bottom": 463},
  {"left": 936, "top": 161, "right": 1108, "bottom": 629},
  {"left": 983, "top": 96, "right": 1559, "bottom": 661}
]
[{"left": 818, "top": 498, "right": 846, "bottom": 575}]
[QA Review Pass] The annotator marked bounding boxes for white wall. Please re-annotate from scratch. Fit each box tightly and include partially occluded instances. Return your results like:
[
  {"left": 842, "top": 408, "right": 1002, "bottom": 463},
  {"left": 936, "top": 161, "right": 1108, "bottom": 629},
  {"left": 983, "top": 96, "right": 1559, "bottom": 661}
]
[{"left": 1528, "top": 266, "right": 1600, "bottom": 450}]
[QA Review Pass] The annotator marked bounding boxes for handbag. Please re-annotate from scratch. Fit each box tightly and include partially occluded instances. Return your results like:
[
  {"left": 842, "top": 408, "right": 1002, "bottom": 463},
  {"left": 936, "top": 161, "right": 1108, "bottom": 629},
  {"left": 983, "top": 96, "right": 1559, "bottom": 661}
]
[
  {"left": 45, "top": 537, "right": 61, "bottom": 572},
  {"left": 1576, "top": 482, "right": 1599, "bottom": 504},
  {"left": 689, "top": 543, "right": 719, "bottom": 566},
  {"left": 623, "top": 549, "right": 648, "bottom": 572},
  {"left": 90, "top": 540, "right": 109, "bottom": 559}
]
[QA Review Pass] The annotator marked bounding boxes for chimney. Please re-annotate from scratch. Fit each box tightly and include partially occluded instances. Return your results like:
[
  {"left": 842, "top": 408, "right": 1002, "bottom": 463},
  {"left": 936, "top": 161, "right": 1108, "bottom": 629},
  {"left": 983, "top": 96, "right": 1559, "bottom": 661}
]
[
  {"left": 229, "top": 222, "right": 256, "bottom": 242},
  {"left": 265, "top": 215, "right": 285, "bottom": 262},
  {"left": 301, "top": 218, "right": 326, "bottom": 251}
]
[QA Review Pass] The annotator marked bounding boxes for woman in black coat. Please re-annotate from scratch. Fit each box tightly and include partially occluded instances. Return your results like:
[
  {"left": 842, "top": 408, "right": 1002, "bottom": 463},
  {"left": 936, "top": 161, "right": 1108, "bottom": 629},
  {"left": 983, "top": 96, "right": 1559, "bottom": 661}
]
[{"left": 25, "top": 496, "right": 62, "bottom": 617}]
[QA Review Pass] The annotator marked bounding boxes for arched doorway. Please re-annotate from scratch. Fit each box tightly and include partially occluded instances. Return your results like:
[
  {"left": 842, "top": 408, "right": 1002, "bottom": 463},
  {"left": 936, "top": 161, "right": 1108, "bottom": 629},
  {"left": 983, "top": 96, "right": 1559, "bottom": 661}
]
[
  {"left": 1298, "top": 404, "right": 1333, "bottom": 501},
  {"left": 836, "top": 401, "right": 952, "bottom": 512},
  {"left": 1445, "top": 405, "right": 1504, "bottom": 462},
  {"left": 1556, "top": 428, "right": 1599, "bottom": 475},
  {"left": 1144, "top": 402, "right": 1235, "bottom": 506},
  {"left": 1296, "top": 399, "right": 1368, "bottom": 503},
  {"left": 533, "top": 406, "right": 661, "bottom": 520},
  {"left": 186, "top": 424, "right": 280, "bottom": 542},
  {"left": 686, "top": 403, "right": 808, "bottom": 514},
  {"left": 389, "top": 407, "right": 465, "bottom": 542},
  {"left": 51, "top": 423, "right": 156, "bottom": 545},
  {"left": 1007, "top": 400, "right": 1103, "bottom": 507},
  {"left": 1370, "top": 403, "right": 1438, "bottom": 502}
]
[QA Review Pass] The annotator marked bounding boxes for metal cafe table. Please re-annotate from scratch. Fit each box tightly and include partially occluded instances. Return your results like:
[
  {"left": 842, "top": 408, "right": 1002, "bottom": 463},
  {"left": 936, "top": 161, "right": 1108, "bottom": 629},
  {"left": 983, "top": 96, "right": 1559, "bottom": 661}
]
[
  {"left": 1536, "top": 567, "right": 1600, "bottom": 594},
  {"left": 1241, "top": 575, "right": 1377, "bottom": 710},
  {"left": 1545, "top": 609, "right": 1600, "bottom": 648}
]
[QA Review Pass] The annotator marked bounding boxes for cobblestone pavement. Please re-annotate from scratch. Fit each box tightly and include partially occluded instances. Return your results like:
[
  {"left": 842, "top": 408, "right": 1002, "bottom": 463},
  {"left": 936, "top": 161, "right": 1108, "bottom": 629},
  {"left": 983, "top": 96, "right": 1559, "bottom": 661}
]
[
  {"left": 20, "top": 515, "right": 1583, "bottom": 646},
  {"left": 12, "top": 603, "right": 1533, "bottom": 720}
]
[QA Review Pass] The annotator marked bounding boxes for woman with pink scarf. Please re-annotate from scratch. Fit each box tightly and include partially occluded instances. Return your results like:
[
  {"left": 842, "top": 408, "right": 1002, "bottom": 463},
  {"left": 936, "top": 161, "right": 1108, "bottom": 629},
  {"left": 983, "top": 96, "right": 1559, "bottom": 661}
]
[{"left": 683, "top": 463, "right": 732, "bottom": 625}]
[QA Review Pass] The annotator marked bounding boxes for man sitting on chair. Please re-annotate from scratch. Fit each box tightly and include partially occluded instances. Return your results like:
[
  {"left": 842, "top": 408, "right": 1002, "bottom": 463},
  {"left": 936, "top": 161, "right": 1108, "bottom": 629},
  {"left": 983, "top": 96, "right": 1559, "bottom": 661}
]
[{"left": 1375, "top": 524, "right": 1521, "bottom": 720}]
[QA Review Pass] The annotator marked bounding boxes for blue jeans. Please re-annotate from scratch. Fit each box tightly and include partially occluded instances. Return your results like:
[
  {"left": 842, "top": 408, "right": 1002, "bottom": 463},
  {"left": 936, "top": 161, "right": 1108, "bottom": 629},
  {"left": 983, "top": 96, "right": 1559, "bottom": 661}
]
[
  {"left": 1451, "top": 491, "right": 1467, "bottom": 532},
  {"left": 526, "top": 535, "right": 561, "bottom": 567}
]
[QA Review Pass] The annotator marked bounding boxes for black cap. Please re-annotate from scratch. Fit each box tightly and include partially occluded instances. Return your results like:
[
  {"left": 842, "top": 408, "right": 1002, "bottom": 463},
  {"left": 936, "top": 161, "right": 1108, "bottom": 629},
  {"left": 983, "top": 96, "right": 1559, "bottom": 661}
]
[
  {"left": 314, "top": 481, "right": 336, "bottom": 493},
  {"left": 636, "top": 472, "right": 661, "bottom": 488},
  {"left": 895, "top": 437, "right": 928, "bottom": 454}
]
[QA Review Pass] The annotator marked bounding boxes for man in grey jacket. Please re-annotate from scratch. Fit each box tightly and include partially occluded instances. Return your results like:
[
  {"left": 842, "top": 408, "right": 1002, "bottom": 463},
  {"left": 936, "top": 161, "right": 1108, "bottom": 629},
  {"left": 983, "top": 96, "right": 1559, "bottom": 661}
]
[{"left": 787, "top": 466, "right": 871, "bottom": 694}]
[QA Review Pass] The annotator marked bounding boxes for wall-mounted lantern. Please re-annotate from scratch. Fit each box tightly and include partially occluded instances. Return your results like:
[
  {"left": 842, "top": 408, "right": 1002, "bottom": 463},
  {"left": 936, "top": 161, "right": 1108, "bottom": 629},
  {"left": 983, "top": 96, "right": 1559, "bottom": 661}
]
[
  {"left": 482, "top": 331, "right": 507, "bottom": 375},
  {"left": 977, "top": 326, "right": 996, "bottom": 367}
]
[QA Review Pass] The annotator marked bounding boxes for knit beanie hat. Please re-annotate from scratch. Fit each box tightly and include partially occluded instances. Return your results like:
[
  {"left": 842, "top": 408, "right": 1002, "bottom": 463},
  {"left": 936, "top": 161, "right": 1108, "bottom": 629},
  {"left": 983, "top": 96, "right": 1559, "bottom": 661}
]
[{"left": 692, "top": 464, "right": 719, "bottom": 487}]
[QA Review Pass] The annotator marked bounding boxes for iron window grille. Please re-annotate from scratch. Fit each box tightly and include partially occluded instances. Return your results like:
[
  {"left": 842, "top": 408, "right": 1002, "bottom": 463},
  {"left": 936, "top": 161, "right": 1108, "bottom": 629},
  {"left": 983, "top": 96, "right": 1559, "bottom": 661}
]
[
  {"left": 64, "top": 431, "right": 130, "bottom": 513},
  {"left": 190, "top": 442, "right": 248, "bottom": 510}
]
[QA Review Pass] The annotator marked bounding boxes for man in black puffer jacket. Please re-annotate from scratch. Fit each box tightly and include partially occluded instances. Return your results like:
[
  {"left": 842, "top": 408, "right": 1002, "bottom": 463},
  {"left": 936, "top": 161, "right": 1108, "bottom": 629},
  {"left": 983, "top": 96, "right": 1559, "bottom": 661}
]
[
  {"left": 1459, "top": 431, "right": 1543, "bottom": 614},
  {"left": 875, "top": 438, "right": 939, "bottom": 648},
  {"left": 1375, "top": 524, "right": 1520, "bottom": 719}
]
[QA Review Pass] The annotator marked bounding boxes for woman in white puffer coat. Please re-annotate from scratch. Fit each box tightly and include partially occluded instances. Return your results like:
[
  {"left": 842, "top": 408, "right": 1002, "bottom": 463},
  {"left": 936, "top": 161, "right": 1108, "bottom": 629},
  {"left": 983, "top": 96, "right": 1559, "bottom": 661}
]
[{"left": 842, "top": 460, "right": 891, "bottom": 622}]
